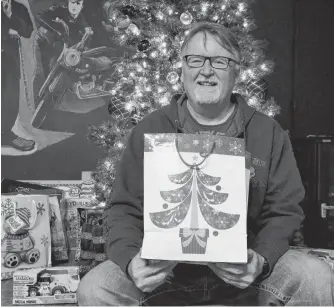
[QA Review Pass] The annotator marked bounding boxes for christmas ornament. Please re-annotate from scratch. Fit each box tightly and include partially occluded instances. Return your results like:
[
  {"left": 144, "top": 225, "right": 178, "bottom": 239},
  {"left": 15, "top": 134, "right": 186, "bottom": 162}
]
[
  {"left": 108, "top": 97, "right": 131, "bottom": 119},
  {"left": 127, "top": 23, "right": 140, "bottom": 35},
  {"left": 213, "top": 231, "right": 219, "bottom": 236},
  {"left": 121, "top": 5, "right": 136, "bottom": 18},
  {"left": 163, "top": 203, "right": 168, "bottom": 209},
  {"left": 166, "top": 71, "right": 179, "bottom": 84},
  {"left": 180, "top": 10, "right": 193, "bottom": 25},
  {"left": 117, "top": 16, "right": 131, "bottom": 29},
  {"left": 246, "top": 78, "right": 268, "bottom": 100},
  {"left": 137, "top": 39, "right": 151, "bottom": 52},
  {"left": 216, "top": 185, "right": 221, "bottom": 191},
  {"left": 131, "top": 109, "right": 144, "bottom": 125},
  {"left": 141, "top": 8, "right": 152, "bottom": 20}
]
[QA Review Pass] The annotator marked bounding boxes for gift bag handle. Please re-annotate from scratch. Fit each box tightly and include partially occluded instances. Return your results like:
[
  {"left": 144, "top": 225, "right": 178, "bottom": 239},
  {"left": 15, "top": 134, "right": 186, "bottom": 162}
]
[{"left": 175, "top": 135, "right": 216, "bottom": 169}]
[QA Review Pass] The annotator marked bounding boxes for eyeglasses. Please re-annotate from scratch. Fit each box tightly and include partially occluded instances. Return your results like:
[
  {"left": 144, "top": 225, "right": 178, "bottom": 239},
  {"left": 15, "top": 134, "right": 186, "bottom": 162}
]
[{"left": 183, "top": 55, "right": 240, "bottom": 70}]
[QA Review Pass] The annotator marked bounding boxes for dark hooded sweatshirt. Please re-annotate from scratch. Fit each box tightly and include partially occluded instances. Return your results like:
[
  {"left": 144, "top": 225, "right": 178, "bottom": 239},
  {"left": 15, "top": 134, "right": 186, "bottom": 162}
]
[{"left": 105, "top": 93, "right": 305, "bottom": 278}]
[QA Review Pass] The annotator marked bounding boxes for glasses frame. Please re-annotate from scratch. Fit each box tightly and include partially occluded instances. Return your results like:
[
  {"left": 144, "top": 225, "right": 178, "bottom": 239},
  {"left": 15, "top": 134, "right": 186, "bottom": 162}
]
[{"left": 183, "top": 54, "right": 240, "bottom": 70}]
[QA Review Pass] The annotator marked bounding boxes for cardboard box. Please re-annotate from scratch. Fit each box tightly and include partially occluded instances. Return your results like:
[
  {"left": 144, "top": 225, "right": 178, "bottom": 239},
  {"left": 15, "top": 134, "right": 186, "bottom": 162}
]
[{"left": 12, "top": 266, "right": 80, "bottom": 305}]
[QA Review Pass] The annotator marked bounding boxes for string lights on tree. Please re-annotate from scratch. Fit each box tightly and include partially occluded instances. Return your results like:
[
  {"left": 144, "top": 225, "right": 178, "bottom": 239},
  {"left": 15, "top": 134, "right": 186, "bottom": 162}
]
[{"left": 89, "top": 0, "right": 281, "bottom": 200}]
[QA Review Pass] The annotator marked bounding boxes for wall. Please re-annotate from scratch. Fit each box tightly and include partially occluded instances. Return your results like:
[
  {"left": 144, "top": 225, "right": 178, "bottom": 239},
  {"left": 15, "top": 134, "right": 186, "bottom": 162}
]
[
  {"left": 1, "top": 0, "right": 297, "bottom": 180},
  {"left": 293, "top": 0, "right": 334, "bottom": 137},
  {"left": 253, "top": 0, "right": 295, "bottom": 132}
]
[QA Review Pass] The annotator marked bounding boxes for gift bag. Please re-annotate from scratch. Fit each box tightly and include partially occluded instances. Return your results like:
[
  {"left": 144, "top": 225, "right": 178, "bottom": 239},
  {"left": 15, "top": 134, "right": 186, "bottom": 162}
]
[
  {"left": 1, "top": 195, "right": 52, "bottom": 279},
  {"left": 141, "top": 133, "right": 248, "bottom": 263}
]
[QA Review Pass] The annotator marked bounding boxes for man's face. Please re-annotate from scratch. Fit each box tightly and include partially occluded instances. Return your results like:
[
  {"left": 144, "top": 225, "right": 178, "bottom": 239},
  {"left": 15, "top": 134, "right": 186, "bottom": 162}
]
[
  {"left": 68, "top": 0, "right": 84, "bottom": 17},
  {"left": 181, "top": 32, "right": 239, "bottom": 110}
]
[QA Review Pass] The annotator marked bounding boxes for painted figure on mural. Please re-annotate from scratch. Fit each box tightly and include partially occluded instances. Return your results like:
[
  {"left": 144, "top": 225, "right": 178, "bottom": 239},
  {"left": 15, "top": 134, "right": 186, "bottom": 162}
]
[
  {"left": 33, "top": 0, "right": 91, "bottom": 108},
  {"left": 1, "top": 0, "right": 128, "bottom": 159},
  {"left": 31, "top": 0, "right": 126, "bottom": 128},
  {"left": 1, "top": 0, "right": 35, "bottom": 152}
]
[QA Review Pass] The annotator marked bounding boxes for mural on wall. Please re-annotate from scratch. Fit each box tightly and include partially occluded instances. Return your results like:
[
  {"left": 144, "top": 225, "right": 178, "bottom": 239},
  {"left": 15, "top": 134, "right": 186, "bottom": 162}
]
[{"left": 1, "top": 0, "right": 124, "bottom": 157}]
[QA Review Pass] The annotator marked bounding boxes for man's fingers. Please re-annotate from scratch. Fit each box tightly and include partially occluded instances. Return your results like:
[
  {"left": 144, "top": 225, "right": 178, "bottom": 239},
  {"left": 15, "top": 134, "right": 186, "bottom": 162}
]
[
  {"left": 145, "top": 261, "right": 176, "bottom": 276},
  {"left": 208, "top": 264, "right": 241, "bottom": 283},
  {"left": 139, "top": 271, "right": 170, "bottom": 292},
  {"left": 213, "top": 262, "right": 246, "bottom": 275},
  {"left": 247, "top": 249, "right": 255, "bottom": 262}
]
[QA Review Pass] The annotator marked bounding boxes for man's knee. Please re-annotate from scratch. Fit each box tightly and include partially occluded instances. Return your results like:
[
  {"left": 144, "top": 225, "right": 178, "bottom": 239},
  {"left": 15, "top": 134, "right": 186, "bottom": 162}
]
[
  {"left": 276, "top": 250, "right": 332, "bottom": 284},
  {"left": 77, "top": 263, "right": 104, "bottom": 305},
  {"left": 267, "top": 249, "right": 333, "bottom": 305},
  {"left": 77, "top": 260, "right": 142, "bottom": 306}
]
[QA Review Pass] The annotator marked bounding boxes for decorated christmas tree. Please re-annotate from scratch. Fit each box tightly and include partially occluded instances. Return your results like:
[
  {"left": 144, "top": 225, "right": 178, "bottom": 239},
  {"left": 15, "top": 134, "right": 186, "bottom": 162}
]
[{"left": 89, "top": 0, "right": 280, "bottom": 200}]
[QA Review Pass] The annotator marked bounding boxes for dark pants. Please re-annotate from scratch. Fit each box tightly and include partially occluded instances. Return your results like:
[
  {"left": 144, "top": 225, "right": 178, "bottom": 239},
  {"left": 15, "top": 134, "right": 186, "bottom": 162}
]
[{"left": 1, "top": 68, "right": 20, "bottom": 145}]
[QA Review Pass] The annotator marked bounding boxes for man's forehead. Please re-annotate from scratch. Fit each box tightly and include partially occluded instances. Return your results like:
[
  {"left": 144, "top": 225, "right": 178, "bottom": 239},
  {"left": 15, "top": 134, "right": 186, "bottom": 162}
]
[
  {"left": 69, "top": 0, "right": 83, "bottom": 3},
  {"left": 183, "top": 32, "right": 235, "bottom": 56}
]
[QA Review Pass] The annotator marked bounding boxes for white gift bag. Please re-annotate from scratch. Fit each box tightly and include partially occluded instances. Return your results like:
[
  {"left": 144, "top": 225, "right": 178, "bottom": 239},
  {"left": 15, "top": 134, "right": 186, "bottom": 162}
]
[{"left": 142, "top": 133, "right": 248, "bottom": 263}]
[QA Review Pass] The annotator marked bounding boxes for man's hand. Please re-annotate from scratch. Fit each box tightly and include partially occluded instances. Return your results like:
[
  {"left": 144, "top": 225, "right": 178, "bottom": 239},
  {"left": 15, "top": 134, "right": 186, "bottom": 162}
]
[
  {"left": 208, "top": 249, "right": 265, "bottom": 289},
  {"left": 128, "top": 251, "right": 177, "bottom": 293},
  {"left": 54, "top": 17, "right": 69, "bottom": 36},
  {"left": 8, "top": 29, "right": 19, "bottom": 38}
]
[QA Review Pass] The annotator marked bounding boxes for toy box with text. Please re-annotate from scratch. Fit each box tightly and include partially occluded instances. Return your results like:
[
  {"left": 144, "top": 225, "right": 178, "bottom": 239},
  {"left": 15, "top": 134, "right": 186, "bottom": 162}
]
[{"left": 12, "top": 266, "right": 80, "bottom": 305}]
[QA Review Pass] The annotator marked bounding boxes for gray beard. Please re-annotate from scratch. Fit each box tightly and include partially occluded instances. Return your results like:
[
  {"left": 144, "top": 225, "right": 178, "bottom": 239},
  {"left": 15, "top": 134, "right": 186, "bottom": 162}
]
[{"left": 194, "top": 90, "right": 221, "bottom": 105}]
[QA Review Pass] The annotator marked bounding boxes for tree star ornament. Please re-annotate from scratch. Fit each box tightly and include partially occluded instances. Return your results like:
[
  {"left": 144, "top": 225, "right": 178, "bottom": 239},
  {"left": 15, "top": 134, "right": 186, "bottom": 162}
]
[
  {"left": 166, "top": 71, "right": 179, "bottom": 84},
  {"left": 180, "top": 10, "right": 193, "bottom": 25}
]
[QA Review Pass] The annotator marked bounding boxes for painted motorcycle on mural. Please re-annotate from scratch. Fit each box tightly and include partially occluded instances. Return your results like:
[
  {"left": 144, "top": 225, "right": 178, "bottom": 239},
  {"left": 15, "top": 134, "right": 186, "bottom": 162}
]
[{"left": 31, "top": 17, "right": 117, "bottom": 128}]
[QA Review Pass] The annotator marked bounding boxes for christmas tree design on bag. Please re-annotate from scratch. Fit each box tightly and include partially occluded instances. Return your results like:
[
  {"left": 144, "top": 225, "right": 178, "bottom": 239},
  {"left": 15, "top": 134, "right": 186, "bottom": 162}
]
[{"left": 150, "top": 136, "right": 240, "bottom": 254}]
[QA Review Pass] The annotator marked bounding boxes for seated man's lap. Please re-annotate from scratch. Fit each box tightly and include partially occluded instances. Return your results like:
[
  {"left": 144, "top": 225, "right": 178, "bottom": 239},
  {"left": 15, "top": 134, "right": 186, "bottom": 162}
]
[{"left": 78, "top": 250, "right": 333, "bottom": 306}]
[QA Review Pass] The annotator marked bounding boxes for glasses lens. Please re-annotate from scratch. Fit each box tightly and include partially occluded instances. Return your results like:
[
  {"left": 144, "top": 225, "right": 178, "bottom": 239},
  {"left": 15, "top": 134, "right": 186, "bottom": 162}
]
[
  {"left": 187, "top": 56, "right": 204, "bottom": 68},
  {"left": 212, "top": 57, "right": 229, "bottom": 69}
]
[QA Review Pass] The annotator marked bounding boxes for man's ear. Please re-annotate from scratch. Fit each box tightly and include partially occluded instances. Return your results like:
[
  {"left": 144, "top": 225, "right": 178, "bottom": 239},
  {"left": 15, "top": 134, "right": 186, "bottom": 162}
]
[{"left": 180, "top": 68, "right": 184, "bottom": 83}]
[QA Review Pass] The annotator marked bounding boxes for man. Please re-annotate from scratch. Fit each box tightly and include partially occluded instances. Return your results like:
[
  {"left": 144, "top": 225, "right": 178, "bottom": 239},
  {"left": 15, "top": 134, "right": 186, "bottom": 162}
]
[
  {"left": 77, "top": 23, "right": 334, "bottom": 305},
  {"left": 1, "top": 0, "right": 35, "bottom": 151},
  {"left": 33, "top": 0, "right": 90, "bottom": 105}
]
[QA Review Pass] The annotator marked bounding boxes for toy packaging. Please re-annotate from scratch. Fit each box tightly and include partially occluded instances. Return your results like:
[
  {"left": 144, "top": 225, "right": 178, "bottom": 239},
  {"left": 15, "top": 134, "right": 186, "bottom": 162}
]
[
  {"left": 48, "top": 196, "right": 69, "bottom": 261},
  {"left": 1, "top": 180, "right": 69, "bottom": 262},
  {"left": 12, "top": 266, "right": 80, "bottom": 305},
  {"left": 1, "top": 195, "right": 52, "bottom": 280},
  {"left": 75, "top": 206, "right": 107, "bottom": 275}
]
